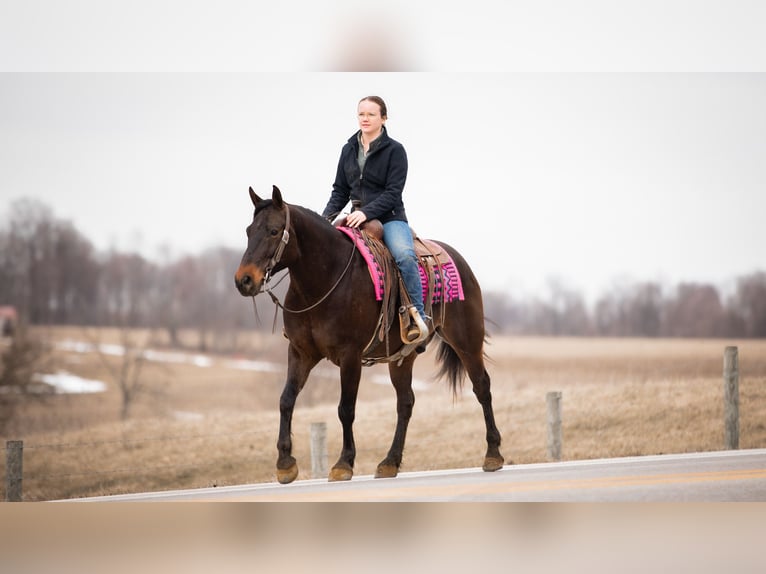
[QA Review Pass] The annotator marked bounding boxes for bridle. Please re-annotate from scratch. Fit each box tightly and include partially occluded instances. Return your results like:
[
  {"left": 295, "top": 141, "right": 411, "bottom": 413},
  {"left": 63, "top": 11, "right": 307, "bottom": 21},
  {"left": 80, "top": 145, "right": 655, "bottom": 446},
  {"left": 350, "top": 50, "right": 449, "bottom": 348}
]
[
  {"left": 259, "top": 203, "right": 357, "bottom": 315},
  {"left": 263, "top": 203, "right": 291, "bottom": 284}
]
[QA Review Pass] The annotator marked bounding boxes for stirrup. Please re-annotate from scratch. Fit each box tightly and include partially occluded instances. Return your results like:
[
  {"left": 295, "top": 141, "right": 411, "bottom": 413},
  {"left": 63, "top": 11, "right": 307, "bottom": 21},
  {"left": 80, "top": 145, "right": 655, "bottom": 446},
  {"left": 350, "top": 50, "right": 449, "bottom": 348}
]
[{"left": 401, "top": 305, "right": 429, "bottom": 345}]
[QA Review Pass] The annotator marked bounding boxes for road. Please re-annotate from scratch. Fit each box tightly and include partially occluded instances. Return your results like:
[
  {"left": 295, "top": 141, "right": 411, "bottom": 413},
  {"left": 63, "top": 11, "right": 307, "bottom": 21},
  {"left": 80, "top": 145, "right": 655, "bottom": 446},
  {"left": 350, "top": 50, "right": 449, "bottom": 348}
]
[{"left": 80, "top": 448, "right": 766, "bottom": 502}]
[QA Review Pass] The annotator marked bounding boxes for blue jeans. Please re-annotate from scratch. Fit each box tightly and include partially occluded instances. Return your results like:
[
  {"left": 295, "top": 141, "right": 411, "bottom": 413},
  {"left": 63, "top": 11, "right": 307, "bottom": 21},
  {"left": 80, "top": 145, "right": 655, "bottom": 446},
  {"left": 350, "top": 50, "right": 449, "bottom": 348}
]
[{"left": 382, "top": 220, "right": 426, "bottom": 321}]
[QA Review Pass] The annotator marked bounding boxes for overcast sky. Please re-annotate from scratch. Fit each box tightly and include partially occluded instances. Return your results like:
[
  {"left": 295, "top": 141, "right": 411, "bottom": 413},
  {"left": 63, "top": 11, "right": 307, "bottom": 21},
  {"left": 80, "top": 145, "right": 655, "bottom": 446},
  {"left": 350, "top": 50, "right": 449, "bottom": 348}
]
[
  {"left": 1, "top": 73, "right": 764, "bottom": 302},
  {"left": 1, "top": 1, "right": 765, "bottom": 302}
]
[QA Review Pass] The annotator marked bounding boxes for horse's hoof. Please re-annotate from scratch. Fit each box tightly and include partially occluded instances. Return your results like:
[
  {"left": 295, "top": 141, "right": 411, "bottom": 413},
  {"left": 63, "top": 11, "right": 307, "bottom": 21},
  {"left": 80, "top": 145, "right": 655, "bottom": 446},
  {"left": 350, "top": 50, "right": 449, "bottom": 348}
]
[
  {"left": 277, "top": 463, "right": 299, "bottom": 484},
  {"left": 374, "top": 464, "right": 398, "bottom": 479},
  {"left": 328, "top": 465, "right": 353, "bottom": 482},
  {"left": 482, "top": 456, "right": 504, "bottom": 472}
]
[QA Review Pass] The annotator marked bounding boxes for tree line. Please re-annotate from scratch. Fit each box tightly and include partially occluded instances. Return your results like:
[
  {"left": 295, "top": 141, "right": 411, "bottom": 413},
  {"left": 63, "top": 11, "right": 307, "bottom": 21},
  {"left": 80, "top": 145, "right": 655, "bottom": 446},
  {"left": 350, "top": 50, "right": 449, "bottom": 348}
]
[
  {"left": 2, "top": 198, "right": 765, "bottom": 342},
  {"left": 484, "top": 275, "right": 766, "bottom": 338}
]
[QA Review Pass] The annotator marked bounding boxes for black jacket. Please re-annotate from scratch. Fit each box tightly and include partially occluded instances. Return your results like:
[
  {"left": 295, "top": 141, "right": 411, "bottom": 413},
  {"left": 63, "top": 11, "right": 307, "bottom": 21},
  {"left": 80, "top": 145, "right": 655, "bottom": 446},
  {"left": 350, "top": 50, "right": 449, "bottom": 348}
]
[{"left": 322, "top": 126, "right": 409, "bottom": 224}]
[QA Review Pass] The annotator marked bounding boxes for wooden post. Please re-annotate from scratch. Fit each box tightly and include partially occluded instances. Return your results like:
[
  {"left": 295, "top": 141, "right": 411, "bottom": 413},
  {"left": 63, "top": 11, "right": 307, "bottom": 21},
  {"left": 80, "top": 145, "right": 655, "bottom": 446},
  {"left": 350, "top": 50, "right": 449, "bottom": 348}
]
[
  {"left": 724, "top": 346, "right": 740, "bottom": 450},
  {"left": 310, "top": 422, "right": 328, "bottom": 478},
  {"left": 546, "top": 392, "right": 562, "bottom": 461},
  {"left": 5, "top": 440, "right": 23, "bottom": 502}
]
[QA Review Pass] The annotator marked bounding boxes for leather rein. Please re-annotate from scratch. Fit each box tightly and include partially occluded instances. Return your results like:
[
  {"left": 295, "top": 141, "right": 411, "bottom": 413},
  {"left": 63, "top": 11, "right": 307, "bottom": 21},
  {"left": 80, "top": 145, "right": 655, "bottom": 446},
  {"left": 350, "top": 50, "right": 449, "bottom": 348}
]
[{"left": 262, "top": 204, "right": 357, "bottom": 314}]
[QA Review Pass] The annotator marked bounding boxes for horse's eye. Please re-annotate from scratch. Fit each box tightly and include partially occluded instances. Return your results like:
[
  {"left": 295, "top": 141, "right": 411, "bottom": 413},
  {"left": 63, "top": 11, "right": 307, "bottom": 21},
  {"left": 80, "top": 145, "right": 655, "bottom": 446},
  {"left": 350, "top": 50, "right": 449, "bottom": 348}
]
[{"left": 270, "top": 229, "right": 279, "bottom": 237}]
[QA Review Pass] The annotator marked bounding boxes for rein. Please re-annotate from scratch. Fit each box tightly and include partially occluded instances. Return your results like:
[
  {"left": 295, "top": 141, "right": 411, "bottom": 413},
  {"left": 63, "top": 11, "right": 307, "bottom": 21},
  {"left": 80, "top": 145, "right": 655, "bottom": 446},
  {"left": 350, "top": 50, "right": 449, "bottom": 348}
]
[{"left": 262, "top": 205, "right": 358, "bottom": 315}]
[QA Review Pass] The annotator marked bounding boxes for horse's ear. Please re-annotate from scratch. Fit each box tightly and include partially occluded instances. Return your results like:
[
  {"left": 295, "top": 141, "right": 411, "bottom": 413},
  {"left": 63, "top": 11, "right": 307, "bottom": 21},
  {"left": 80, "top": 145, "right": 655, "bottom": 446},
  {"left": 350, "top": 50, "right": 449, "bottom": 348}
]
[
  {"left": 249, "top": 186, "right": 262, "bottom": 206},
  {"left": 272, "top": 185, "right": 283, "bottom": 209}
]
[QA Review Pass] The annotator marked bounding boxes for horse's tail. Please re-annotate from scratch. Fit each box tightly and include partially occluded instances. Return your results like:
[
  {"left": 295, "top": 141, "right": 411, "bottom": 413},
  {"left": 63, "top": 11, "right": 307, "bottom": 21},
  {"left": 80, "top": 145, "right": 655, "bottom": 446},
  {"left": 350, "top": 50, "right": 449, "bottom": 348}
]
[
  {"left": 434, "top": 332, "right": 492, "bottom": 399},
  {"left": 435, "top": 340, "right": 466, "bottom": 399}
]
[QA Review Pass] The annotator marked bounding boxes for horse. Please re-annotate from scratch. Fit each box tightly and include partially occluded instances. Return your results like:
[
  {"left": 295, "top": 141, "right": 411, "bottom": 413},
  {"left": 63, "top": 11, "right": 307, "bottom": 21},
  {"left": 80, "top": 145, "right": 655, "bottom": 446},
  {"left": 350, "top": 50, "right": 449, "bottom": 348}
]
[{"left": 234, "top": 185, "right": 504, "bottom": 483}]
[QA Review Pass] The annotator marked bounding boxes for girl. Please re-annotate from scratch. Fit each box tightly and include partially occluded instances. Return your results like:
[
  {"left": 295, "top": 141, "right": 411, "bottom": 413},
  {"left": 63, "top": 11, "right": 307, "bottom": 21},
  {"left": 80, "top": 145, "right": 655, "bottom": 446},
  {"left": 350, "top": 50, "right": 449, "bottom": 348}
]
[{"left": 322, "top": 96, "right": 428, "bottom": 344}]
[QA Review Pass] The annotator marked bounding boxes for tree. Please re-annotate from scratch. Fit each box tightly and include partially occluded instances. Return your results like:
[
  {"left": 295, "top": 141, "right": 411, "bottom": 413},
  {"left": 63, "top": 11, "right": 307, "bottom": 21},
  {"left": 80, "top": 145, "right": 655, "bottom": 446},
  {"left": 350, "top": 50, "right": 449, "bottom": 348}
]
[
  {"left": 0, "top": 198, "right": 99, "bottom": 326},
  {"left": 0, "top": 327, "right": 53, "bottom": 434},
  {"left": 50, "top": 223, "right": 100, "bottom": 324},
  {"left": 627, "top": 282, "right": 663, "bottom": 337},
  {"left": 0, "top": 199, "right": 55, "bottom": 323},
  {"left": 593, "top": 281, "right": 632, "bottom": 336},
  {"left": 538, "top": 277, "right": 592, "bottom": 336},
  {"left": 729, "top": 272, "right": 766, "bottom": 337},
  {"left": 483, "top": 291, "right": 525, "bottom": 334},
  {"left": 97, "top": 252, "right": 157, "bottom": 327},
  {"left": 594, "top": 281, "right": 663, "bottom": 336},
  {"left": 663, "top": 283, "right": 724, "bottom": 337}
]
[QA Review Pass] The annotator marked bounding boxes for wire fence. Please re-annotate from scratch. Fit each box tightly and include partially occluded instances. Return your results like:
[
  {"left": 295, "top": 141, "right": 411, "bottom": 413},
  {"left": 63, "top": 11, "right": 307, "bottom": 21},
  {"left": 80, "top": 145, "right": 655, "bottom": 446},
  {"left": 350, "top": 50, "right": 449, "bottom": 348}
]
[
  {"left": 17, "top": 429, "right": 268, "bottom": 480},
  {"left": 23, "top": 429, "right": 265, "bottom": 451},
  {"left": 2, "top": 431, "right": 247, "bottom": 501},
  {"left": 4, "top": 346, "right": 745, "bottom": 501},
  {"left": 3, "top": 425, "right": 392, "bottom": 501}
]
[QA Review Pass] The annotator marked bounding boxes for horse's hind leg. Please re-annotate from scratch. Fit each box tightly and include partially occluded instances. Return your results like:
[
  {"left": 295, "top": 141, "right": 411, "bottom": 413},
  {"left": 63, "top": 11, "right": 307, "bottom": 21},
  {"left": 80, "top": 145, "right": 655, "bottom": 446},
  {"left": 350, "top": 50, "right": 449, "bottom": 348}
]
[
  {"left": 276, "top": 343, "right": 319, "bottom": 484},
  {"left": 466, "top": 357, "right": 505, "bottom": 471},
  {"left": 442, "top": 330, "right": 504, "bottom": 471},
  {"left": 375, "top": 354, "right": 416, "bottom": 479}
]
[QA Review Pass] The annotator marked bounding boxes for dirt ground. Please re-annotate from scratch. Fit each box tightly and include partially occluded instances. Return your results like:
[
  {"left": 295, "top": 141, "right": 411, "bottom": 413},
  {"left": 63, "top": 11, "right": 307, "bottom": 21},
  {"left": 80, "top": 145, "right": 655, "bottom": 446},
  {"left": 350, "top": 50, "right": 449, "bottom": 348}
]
[{"left": 2, "top": 327, "right": 765, "bottom": 500}]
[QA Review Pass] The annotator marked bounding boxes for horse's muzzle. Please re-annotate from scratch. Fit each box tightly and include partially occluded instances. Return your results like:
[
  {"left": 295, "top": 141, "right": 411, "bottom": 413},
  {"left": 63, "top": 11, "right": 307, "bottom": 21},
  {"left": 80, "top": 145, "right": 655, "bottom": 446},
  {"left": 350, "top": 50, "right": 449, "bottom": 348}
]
[{"left": 234, "top": 264, "right": 264, "bottom": 297}]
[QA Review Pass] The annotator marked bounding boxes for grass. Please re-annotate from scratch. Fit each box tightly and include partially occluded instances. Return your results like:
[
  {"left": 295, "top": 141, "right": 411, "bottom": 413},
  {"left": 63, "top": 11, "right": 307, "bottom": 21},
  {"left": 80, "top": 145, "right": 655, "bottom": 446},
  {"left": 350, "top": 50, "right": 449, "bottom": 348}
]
[{"left": 2, "top": 328, "right": 765, "bottom": 500}]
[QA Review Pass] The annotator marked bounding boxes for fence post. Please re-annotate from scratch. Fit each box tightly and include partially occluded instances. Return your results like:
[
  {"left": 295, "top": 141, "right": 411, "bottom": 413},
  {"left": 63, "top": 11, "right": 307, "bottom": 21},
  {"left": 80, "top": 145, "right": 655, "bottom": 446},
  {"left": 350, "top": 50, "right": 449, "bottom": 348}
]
[
  {"left": 546, "top": 392, "right": 562, "bottom": 461},
  {"left": 5, "top": 440, "right": 23, "bottom": 502},
  {"left": 310, "top": 422, "right": 328, "bottom": 478},
  {"left": 724, "top": 346, "right": 739, "bottom": 450}
]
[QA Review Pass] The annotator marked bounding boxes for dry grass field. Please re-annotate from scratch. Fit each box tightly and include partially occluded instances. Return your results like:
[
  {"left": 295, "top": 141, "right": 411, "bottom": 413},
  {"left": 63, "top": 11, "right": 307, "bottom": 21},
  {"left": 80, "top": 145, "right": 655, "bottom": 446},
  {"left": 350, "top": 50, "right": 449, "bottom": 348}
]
[{"left": 2, "top": 327, "right": 765, "bottom": 501}]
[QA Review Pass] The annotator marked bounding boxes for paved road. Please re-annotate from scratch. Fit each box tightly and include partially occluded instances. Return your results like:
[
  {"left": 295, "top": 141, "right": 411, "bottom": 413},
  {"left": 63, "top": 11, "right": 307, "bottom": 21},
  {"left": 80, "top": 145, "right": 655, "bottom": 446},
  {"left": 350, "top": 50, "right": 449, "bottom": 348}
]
[{"left": 84, "top": 449, "right": 766, "bottom": 502}]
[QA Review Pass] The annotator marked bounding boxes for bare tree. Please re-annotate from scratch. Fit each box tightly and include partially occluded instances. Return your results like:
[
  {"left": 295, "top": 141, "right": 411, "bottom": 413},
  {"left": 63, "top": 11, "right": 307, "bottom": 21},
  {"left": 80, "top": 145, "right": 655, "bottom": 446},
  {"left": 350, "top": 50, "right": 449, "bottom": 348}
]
[
  {"left": 164, "top": 247, "right": 272, "bottom": 352},
  {"left": 0, "top": 198, "right": 99, "bottom": 326},
  {"left": 0, "top": 327, "right": 54, "bottom": 434},
  {"left": 483, "top": 291, "right": 526, "bottom": 334},
  {"left": 593, "top": 281, "right": 663, "bottom": 337},
  {"left": 83, "top": 327, "right": 157, "bottom": 420},
  {"left": 537, "top": 278, "right": 592, "bottom": 335},
  {"left": 663, "top": 283, "right": 725, "bottom": 337},
  {"left": 0, "top": 199, "right": 56, "bottom": 324},
  {"left": 50, "top": 223, "right": 100, "bottom": 324},
  {"left": 97, "top": 252, "right": 157, "bottom": 327},
  {"left": 729, "top": 272, "right": 766, "bottom": 337},
  {"left": 628, "top": 282, "right": 664, "bottom": 337},
  {"left": 6, "top": 197, "right": 766, "bottom": 340},
  {"left": 83, "top": 248, "right": 162, "bottom": 419}
]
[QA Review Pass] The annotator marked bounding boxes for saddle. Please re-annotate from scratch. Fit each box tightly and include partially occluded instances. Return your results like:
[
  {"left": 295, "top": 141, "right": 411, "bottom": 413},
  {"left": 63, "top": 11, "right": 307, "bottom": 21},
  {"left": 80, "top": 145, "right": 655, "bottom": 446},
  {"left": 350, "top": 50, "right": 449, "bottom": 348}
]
[
  {"left": 337, "top": 219, "right": 464, "bottom": 366},
  {"left": 358, "top": 219, "right": 451, "bottom": 266}
]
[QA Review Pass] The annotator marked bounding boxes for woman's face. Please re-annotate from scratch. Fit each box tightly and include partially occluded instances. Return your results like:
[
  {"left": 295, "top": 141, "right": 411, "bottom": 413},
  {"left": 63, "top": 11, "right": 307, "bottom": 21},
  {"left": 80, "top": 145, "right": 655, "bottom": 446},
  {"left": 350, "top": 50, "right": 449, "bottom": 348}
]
[{"left": 357, "top": 99, "right": 385, "bottom": 138}]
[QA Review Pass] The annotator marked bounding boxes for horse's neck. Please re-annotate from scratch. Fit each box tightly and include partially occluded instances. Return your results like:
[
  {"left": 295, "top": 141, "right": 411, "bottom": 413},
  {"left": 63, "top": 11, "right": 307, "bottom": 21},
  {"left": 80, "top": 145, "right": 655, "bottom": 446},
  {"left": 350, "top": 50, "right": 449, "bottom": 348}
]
[{"left": 289, "top": 209, "right": 354, "bottom": 289}]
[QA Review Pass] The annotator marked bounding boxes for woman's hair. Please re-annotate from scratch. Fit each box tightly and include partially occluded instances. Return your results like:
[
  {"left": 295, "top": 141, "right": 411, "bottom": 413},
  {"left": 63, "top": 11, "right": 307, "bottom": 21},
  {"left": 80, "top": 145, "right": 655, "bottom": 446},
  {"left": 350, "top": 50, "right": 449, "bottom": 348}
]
[{"left": 359, "top": 95, "right": 387, "bottom": 119}]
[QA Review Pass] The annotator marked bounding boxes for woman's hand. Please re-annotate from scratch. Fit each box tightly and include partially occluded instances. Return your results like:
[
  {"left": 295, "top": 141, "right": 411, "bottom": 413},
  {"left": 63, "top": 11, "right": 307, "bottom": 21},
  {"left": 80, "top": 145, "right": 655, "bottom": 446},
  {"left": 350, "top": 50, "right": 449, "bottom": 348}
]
[{"left": 346, "top": 210, "right": 368, "bottom": 228}]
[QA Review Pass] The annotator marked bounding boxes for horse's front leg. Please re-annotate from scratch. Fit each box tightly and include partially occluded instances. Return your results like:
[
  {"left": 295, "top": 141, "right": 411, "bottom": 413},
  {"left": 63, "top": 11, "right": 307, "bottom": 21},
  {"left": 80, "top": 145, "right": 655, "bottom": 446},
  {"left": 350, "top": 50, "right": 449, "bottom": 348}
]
[
  {"left": 329, "top": 355, "right": 362, "bottom": 481},
  {"left": 276, "top": 343, "right": 318, "bottom": 484}
]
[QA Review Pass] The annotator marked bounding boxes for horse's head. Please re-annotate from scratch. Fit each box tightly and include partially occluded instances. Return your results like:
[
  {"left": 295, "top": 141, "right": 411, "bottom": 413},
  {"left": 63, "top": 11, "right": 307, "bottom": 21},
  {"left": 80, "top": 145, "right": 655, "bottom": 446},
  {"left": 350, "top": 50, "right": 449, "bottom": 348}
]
[{"left": 234, "top": 185, "right": 291, "bottom": 297}]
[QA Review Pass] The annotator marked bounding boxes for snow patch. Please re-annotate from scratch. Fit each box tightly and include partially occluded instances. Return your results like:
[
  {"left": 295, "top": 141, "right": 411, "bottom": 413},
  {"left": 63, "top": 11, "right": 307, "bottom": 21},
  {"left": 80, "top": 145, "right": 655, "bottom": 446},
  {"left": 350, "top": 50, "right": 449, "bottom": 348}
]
[
  {"left": 34, "top": 371, "right": 107, "bottom": 394},
  {"left": 370, "top": 374, "right": 430, "bottom": 391},
  {"left": 56, "top": 340, "right": 282, "bottom": 374},
  {"left": 172, "top": 410, "right": 205, "bottom": 421},
  {"left": 224, "top": 359, "right": 283, "bottom": 372}
]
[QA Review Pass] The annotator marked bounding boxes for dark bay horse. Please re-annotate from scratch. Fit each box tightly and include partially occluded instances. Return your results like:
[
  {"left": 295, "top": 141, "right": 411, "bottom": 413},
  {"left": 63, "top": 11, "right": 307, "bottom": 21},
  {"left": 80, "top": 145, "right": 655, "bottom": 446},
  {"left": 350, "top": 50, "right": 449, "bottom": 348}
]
[{"left": 234, "top": 186, "right": 504, "bottom": 483}]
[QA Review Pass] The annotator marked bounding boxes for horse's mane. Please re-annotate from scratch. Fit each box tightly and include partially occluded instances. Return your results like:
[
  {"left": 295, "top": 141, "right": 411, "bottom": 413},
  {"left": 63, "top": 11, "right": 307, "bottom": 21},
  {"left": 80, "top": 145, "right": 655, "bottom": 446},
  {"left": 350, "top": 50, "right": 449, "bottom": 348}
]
[
  {"left": 255, "top": 199, "right": 341, "bottom": 241},
  {"left": 254, "top": 199, "right": 326, "bottom": 222},
  {"left": 293, "top": 204, "right": 334, "bottom": 227}
]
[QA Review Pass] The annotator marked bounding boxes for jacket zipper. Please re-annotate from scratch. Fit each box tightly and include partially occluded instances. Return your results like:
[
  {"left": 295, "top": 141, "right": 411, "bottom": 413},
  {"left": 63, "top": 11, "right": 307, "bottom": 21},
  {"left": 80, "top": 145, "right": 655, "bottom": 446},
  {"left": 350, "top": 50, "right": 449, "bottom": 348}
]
[
  {"left": 358, "top": 138, "right": 382, "bottom": 206},
  {"left": 359, "top": 155, "right": 365, "bottom": 204}
]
